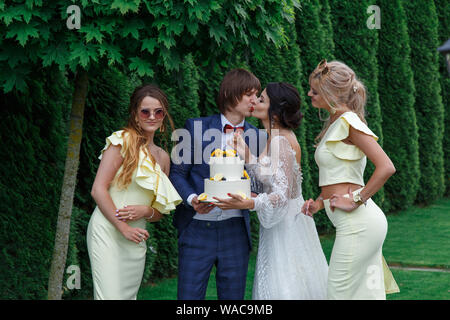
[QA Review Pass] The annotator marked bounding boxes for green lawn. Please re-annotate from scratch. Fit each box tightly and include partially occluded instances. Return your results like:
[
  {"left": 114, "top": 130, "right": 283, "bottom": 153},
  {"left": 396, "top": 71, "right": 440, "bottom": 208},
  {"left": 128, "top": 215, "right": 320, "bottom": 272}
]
[
  {"left": 383, "top": 199, "right": 450, "bottom": 269},
  {"left": 138, "top": 198, "right": 450, "bottom": 300},
  {"left": 387, "top": 269, "right": 449, "bottom": 300}
]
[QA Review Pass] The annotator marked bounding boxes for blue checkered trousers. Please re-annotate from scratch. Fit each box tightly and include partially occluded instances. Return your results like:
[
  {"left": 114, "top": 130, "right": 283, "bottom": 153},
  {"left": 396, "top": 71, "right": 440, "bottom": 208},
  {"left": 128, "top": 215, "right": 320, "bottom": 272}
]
[
  {"left": 169, "top": 114, "right": 266, "bottom": 300},
  {"left": 177, "top": 218, "right": 250, "bottom": 299}
]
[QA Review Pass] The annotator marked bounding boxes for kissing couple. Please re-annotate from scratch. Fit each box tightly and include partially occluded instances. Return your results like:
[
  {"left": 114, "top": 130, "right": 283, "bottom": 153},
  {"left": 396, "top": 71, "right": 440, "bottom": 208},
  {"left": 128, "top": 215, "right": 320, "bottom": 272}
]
[{"left": 171, "top": 68, "right": 328, "bottom": 300}]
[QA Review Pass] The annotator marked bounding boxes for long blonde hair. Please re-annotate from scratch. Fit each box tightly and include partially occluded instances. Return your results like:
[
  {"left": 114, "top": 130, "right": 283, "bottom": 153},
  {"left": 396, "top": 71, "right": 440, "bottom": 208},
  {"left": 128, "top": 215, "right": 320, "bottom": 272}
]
[
  {"left": 114, "top": 84, "right": 175, "bottom": 189},
  {"left": 309, "top": 60, "right": 367, "bottom": 145}
]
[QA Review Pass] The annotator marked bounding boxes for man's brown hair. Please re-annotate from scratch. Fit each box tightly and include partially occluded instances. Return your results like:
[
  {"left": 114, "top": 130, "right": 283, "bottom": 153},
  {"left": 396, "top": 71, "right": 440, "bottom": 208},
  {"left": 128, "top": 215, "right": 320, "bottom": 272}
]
[{"left": 217, "top": 68, "right": 261, "bottom": 114}]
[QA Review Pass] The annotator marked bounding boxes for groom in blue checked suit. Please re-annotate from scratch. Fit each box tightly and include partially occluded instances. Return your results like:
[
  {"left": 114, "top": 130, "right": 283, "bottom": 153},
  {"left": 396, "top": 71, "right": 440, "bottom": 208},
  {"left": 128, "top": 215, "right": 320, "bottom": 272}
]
[{"left": 170, "top": 69, "right": 266, "bottom": 300}]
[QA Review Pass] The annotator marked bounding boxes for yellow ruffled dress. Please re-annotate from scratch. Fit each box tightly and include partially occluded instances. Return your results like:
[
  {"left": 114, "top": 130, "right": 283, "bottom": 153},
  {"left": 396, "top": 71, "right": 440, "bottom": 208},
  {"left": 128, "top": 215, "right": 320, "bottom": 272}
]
[
  {"left": 87, "top": 130, "right": 182, "bottom": 300},
  {"left": 315, "top": 112, "right": 399, "bottom": 300}
]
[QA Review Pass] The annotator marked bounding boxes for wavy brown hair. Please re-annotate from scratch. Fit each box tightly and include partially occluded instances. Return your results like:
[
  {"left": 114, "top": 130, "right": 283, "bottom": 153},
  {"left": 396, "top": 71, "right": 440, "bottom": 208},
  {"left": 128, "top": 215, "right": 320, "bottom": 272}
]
[
  {"left": 217, "top": 68, "right": 261, "bottom": 113},
  {"left": 114, "top": 84, "right": 175, "bottom": 189}
]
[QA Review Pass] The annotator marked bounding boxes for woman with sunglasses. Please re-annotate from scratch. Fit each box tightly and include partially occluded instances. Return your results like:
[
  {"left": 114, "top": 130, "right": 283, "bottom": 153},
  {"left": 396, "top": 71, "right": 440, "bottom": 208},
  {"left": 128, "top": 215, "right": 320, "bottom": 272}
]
[
  {"left": 301, "top": 60, "right": 399, "bottom": 299},
  {"left": 87, "top": 84, "right": 182, "bottom": 300}
]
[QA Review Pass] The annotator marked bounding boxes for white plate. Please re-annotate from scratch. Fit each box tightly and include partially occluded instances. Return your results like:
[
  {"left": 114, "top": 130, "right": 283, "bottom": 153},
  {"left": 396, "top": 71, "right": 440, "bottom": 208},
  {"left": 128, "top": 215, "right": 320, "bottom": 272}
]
[{"left": 199, "top": 198, "right": 219, "bottom": 203}]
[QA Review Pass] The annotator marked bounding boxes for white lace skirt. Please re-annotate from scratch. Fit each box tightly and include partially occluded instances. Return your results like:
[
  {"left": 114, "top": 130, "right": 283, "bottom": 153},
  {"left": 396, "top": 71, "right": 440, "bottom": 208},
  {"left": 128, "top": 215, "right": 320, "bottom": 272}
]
[{"left": 253, "top": 199, "right": 328, "bottom": 300}]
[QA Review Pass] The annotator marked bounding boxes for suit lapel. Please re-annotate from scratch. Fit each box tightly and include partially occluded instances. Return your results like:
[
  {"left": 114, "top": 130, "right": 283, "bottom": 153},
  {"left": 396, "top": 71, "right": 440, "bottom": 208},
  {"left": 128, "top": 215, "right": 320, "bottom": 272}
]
[
  {"left": 210, "top": 113, "right": 222, "bottom": 132},
  {"left": 202, "top": 114, "right": 222, "bottom": 157}
]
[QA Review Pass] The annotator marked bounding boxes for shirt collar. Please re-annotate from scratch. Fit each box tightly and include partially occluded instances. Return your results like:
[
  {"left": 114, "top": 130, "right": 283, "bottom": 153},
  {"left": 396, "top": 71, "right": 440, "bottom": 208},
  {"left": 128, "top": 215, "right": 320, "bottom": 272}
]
[{"left": 220, "top": 114, "right": 245, "bottom": 130}]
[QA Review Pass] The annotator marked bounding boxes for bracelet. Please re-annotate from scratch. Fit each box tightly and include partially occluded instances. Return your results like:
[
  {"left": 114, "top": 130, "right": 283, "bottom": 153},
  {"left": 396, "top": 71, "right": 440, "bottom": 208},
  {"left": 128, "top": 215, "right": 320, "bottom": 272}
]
[
  {"left": 353, "top": 192, "right": 367, "bottom": 207},
  {"left": 317, "top": 196, "right": 325, "bottom": 210},
  {"left": 145, "top": 207, "right": 155, "bottom": 222}
]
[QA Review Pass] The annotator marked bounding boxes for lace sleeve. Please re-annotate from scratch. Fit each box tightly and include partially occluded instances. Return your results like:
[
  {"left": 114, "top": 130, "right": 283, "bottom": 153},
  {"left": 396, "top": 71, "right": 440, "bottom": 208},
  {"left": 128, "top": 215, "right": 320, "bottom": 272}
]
[{"left": 252, "top": 136, "right": 294, "bottom": 229}]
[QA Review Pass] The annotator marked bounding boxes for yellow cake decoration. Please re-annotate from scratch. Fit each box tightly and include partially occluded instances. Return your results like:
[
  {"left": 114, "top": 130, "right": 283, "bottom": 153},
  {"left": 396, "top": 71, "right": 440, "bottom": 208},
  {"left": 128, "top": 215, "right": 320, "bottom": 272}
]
[
  {"left": 211, "top": 149, "right": 224, "bottom": 157},
  {"left": 225, "top": 149, "right": 237, "bottom": 157}
]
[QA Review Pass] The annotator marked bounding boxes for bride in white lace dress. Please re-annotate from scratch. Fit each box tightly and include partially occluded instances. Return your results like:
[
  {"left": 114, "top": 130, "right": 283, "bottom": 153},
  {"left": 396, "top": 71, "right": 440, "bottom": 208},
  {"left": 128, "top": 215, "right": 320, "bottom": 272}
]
[{"left": 215, "top": 82, "right": 328, "bottom": 299}]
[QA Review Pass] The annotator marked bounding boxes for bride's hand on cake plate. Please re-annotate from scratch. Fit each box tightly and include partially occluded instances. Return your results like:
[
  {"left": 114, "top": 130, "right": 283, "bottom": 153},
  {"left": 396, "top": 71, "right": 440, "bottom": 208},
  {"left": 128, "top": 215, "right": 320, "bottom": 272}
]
[{"left": 213, "top": 193, "right": 255, "bottom": 210}]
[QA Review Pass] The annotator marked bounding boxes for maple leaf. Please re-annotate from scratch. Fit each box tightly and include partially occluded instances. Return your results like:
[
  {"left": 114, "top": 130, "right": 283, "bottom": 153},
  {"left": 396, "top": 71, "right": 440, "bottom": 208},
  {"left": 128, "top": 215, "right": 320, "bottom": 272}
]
[
  {"left": 80, "top": 24, "right": 104, "bottom": 43},
  {"left": 129, "top": 57, "right": 153, "bottom": 77},
  {"left": 98, "top": 43, "right": 123, "bottom": 65},
  {"left": 69, "top": 43, "right": 99, "bottom": 68},
  {"left": 111, "top": 0, "right": 141, "bottom": 15},
  {"left": 5, "top": 21, "right": 39, "bottom": 46},
  {"left": 141, "top": 38, "right": 157, "bottom": 54}
]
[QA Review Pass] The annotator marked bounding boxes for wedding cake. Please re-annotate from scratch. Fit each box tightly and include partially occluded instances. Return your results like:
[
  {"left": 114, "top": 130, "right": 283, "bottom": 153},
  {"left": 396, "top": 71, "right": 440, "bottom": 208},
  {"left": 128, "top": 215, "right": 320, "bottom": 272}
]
[{"left": 199, "top": 149, "right": 251, "bottom": 202}]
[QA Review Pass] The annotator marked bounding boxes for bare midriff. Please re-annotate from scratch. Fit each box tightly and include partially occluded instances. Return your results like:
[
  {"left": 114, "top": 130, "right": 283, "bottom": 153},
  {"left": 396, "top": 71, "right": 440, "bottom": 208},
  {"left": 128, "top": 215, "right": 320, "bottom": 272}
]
[{"left": 320, "top": 182, "right": 363, "bottom": 200}]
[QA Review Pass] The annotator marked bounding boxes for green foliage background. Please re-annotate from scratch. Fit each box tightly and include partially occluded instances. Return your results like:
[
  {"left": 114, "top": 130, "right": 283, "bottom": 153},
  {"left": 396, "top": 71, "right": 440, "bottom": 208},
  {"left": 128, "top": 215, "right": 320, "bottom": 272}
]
[
  {"left": 434, "top": 0, "right": 450, "bottom": 196},
  {"left": 377, "top": 0, "right": 419, "bottom": 212},
  {"left": 0, "top": 68, "right": 70, "bottom": 299},
  {"left": 0, "top": 1, "right": 448, "bottom": 299},
  {"left": 403, "top": 0, "right": 445, "bottom": 204}
]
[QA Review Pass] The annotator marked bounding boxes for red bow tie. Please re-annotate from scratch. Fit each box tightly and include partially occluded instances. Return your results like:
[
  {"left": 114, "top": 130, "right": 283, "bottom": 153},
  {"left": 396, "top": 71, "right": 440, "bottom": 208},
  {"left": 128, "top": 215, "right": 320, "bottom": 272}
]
[{"left": 223, "top": 124, "right": 245, "bottom": 133}]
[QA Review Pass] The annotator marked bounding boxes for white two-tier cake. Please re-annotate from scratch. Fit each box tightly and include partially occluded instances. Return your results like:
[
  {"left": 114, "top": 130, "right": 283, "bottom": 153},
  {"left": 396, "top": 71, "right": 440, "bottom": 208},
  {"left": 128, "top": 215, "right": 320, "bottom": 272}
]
[{"left": 199, "top": 149, "right": 251, "bottom": 202}]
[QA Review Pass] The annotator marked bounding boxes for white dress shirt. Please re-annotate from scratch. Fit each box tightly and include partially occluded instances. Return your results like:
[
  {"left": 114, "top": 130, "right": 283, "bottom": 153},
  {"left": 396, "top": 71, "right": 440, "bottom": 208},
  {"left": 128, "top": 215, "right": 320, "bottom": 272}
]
[{"left": 188, "top": 114, "right": 244, "bottom": 221}]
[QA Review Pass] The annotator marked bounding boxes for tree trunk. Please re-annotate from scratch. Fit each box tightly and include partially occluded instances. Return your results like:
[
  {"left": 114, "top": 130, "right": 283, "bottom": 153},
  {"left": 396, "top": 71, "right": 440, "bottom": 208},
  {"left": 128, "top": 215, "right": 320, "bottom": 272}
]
[{"left": 47, "top": 69, "right": 88, "bottom": 300}]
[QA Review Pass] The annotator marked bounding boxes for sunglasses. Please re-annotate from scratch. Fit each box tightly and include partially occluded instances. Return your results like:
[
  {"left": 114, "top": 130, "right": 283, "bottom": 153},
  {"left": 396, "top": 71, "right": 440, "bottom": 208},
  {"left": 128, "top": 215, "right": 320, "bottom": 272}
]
[{"left": 139, "top": 108, "right": 165, "bottom": 120}]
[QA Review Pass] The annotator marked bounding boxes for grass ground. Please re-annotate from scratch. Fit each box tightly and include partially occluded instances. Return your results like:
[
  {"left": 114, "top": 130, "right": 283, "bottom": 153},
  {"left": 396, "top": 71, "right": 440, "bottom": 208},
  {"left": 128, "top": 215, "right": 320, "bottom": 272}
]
[{"left": 138, "top": 198, "right": 450, "bottom": 300}]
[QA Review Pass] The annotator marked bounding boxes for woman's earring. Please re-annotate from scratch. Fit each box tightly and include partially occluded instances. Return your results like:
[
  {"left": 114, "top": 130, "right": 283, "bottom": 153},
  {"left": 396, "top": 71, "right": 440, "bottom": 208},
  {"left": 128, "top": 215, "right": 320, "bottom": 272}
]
[
  {"left": 318, "top": 108, "right": 329, "bottom": 121},
  {"left": 329, "top": 102, "right": 337, "bottom": 115},
  {"left": 160, "top": 123, "right": 165, "bottom": 133}
]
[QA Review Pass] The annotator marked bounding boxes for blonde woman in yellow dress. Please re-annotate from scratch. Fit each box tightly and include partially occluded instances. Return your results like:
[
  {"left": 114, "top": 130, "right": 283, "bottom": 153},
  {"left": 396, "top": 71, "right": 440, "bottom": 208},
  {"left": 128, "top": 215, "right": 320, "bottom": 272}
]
[
  {"left": 301, "top": 60, "right": 399, "bottom": 300},
  {"left": 87, "top": 84, "right": 182, "bottom": 300}
]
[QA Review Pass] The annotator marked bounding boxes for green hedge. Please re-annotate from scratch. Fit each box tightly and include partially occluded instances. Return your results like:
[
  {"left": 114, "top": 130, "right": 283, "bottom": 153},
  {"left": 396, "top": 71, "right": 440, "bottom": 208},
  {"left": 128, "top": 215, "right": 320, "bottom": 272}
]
[
  {"left": 377, "top": 0, "right": 420, "bottom": 212},
  {"left": 403, "top": 0, "right": 445, "bottom": 204},
  {"left": 435, "top": 0, "right": 450, "bottom": 195},
  {"left": 0, "top": 69, "right": 70, "bottom": 299}
]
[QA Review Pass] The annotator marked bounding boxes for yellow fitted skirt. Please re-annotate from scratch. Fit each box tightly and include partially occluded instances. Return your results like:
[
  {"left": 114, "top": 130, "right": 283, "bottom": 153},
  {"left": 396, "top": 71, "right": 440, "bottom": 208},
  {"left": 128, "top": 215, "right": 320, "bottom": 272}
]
[
  {"left": 87, "top": 180, "right": 151, "bottom": 300},
  {"left": 87, "top": 207, "right": 147, "bottom": 300},
  {"left": 323, "top": 189, "right": 399, "bottom": 300}
]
